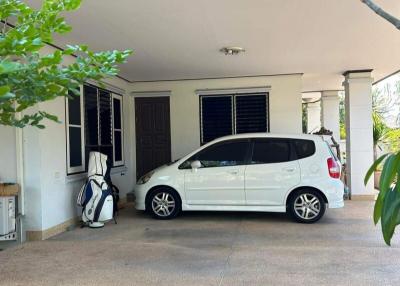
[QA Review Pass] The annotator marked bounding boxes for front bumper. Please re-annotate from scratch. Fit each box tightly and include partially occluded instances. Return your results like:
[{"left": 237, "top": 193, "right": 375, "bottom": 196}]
[{"left": 134, "top": 184, "right": 147, "bottom": 210}]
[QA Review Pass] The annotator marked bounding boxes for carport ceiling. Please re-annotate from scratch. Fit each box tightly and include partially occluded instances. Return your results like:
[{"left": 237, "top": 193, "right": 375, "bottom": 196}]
[{"left": 30, "top": 0, "right": 400, "bottom": 91}]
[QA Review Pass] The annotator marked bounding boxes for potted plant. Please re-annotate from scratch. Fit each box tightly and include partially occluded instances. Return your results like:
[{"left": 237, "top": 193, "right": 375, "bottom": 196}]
[{"left": 372, "top": 112, "right": 389, "bottom": 189}]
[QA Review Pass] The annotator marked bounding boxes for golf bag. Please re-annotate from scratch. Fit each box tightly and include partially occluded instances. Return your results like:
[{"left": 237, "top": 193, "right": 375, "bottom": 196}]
[
  {"left": 77, "top": 152, "right": 115, "bottom": 228},
  {"left": 104, "top": 158, "right": 120, "bottom": 217}
]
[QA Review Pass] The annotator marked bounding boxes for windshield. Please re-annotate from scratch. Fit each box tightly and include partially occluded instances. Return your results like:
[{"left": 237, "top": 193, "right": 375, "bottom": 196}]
[{"left": 167, "top": 158, "right": 180, "bottom": 166}]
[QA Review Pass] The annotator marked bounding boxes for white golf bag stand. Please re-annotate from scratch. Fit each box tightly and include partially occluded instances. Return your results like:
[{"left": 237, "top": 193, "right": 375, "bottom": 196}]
[{"left": 77, "top": 152, "right": 116, "bottom": 228}]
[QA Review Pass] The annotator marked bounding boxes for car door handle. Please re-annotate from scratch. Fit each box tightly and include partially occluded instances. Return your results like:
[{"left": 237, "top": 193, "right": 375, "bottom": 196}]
[
  {"left": 283, "top": 167, "right": 295, "bottom": 172},
  {"left": 227, "top": 170, "right": 239, "bottom": 175}
]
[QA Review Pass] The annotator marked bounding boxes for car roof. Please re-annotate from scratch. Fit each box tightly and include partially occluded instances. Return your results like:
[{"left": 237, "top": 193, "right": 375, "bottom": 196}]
[
  {"left": 176, "top": 133, "right": 326, "bottom": 165},
  {"left": 210, "top": 133, "right": 323, "bottom": 143}
]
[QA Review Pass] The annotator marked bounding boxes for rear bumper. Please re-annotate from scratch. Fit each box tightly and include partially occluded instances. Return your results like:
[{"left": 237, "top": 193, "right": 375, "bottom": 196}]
[
  {"left": 325, "top": 179, "right": 345, "bottom": 209},
  {"left": 328, "top": 198, "right": 344, "bottom": 209}
]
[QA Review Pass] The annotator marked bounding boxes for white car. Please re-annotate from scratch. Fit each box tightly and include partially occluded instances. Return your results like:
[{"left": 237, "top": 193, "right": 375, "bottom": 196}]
[{"left": 134, "top": 133, "right": 344, "bottom": 223}]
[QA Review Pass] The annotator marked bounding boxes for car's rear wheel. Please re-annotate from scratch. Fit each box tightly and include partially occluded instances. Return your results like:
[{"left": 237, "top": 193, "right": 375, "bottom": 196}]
[
  {"left": 147, "top": 188, "right": 181, "bottom": 219},
  {"left": 288, "top": 189, "right": 326, "bottom": 223}
]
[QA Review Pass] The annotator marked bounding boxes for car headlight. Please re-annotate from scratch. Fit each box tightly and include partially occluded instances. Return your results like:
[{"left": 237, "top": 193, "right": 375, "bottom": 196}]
[{"left": 137, "top": 171, "right": 155, "bottom": 185}]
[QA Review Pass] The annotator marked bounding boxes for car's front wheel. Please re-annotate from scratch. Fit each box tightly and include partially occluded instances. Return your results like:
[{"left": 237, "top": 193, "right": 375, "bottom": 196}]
[
  {"left": 288, "top": 190, "right": 326, "bottom": 223},
  {"left": 147, "top": 188, "right": 181, "bottom": 219}
]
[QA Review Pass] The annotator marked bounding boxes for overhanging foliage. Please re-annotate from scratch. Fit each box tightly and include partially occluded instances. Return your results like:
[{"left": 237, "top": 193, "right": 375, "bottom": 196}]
[{"left": 0, "top": 0, "right": 132, "bottom": 128}]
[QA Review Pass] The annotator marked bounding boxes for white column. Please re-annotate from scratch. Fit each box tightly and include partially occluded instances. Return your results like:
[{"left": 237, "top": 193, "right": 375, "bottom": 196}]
[
  {"left": 321, "top": 91, "right": 340, "bottom": 141},
  {"left": 307, "top": 101, "right": 321, "bottom": 133},
  {"left": 343, "top": 70, "right": 374, "bottom": 197}
]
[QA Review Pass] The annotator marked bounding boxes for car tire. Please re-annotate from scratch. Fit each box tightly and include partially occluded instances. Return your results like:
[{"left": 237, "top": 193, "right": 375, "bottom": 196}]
[
  {"left": 146, "top": 188, "right": 181, "bottom": 220},
  {"left": 288, "top": 189, "right": 326, "bottom": 223}
]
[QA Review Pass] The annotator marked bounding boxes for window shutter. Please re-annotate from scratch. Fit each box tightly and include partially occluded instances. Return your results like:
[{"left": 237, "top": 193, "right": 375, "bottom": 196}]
[
  {"left": 201, "top": 96, "right": 233, "bottom": 144},
  {"left": 99, "top": 90, "right": 113, "bottom": 163},
  {"left": 235, "top": 94, "right": 268, "bottom": 134},
  {"left": 84, "top": 84, "right": 99, "bottom": 147},
  {"left": 112, "top": 94, "right": 124, "bottom": 166},
  {"left": 66, "top": 87, "right": 85, "bottom": 174},
  {"left": 83, "top": 84, "right": 100, "bottom": 168}
]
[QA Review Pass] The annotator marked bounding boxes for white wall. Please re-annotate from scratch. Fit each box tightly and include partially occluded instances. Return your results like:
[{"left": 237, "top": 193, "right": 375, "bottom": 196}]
[
  {"left": 23, "top": 107, "right": 44, "bottom": 231},
  {"left": 0, "top": 126, "right": 17, "bottom": 183},
  {"left": 12, "top": 46, "right": 134, "bottom": 233},
  {"left": 307, "top": 101, "right": 321, "bottom": 134},
  {"left": 130, "top": 74, "right": 303, "bottom": 161},
  {"left": 26, "top": 78, "right": 133, "bottom": 231},
  {"left": 321, "top": 91, "right": 340, "bottom": 142},
  {"left": 344, "top": 71, "right": 374, "bottom": 196}
]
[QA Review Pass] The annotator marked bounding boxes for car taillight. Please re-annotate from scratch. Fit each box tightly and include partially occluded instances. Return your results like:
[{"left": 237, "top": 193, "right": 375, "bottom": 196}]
[{"left": 327, "top": 158, "right": 340, "bottom": 179}]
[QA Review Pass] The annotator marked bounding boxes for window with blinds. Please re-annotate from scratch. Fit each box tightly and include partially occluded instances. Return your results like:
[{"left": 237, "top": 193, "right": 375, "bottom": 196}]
[
  {"left": 235, "top": 94, "right": 267, "bottom": 134},
  {"left": 200, "top": 93, "right": 269, "bottom": 144},
  {"left": 83, "top": 85, "right": 113, "bottom": 168},
  {"left": 200, "top": 96, "right": 233, "bottom": 144},
  {"left": 66, "top": 83, "right": 124, "bottom": 175}
]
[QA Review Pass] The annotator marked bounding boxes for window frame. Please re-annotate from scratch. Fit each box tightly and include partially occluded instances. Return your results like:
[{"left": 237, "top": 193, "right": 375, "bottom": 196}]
[
  {"left": 112, "top": 93, "right": 124, "bottom": 167},
  {"left": 65, "top": 86, "right": 86, "bottom": 174},
  {"left": 199, "top": 92, "right": 270, "bottom": 145},
  {"left": 65, "top": 84, "right": 124, "bottom": 176},
  {"left": 178, "top": 139, "right": 252, "bottom": 169}
]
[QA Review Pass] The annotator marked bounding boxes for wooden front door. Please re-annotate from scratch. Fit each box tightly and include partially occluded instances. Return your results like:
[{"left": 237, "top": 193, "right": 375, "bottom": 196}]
[{"left": 135, "top": 97, "right": 171, "bottom": 179}]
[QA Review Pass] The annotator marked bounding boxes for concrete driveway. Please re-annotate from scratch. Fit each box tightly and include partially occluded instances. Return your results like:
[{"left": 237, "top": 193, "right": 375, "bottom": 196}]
[{"left": 0, "top": 201, "right": 399, "bottom": 286}]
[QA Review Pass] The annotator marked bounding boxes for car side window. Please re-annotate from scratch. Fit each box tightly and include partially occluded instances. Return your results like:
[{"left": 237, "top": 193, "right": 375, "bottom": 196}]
[
  {"left": 293, "top": 139, "right": 316, "bottom": 159},
  {"left": 250, "top": 139, "right": 291, "bottom": 164},
  {"left": 180, "top": 140, "right": 249, "bottom": 168}
]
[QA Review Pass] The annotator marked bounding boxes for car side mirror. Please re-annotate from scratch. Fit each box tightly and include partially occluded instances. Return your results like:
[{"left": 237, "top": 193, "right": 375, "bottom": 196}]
[{"left": 190, "top": 160, "right": 201, "bottom": 171}]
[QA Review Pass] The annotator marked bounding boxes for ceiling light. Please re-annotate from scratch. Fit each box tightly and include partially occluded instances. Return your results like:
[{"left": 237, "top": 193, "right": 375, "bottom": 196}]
[{"left": 220, "top": 46, "right": 245, "bottom": 55}]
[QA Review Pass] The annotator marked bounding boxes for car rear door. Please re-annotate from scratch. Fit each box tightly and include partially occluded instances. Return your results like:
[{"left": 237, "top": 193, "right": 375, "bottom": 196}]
[{"left": 244, "top": 138, "right": 301, "bottom": 206}]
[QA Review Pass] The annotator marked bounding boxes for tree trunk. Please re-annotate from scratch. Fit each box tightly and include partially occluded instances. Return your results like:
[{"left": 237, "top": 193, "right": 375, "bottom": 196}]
[{"left": 361, "top": 0, "right": 400, "bottom": 30}]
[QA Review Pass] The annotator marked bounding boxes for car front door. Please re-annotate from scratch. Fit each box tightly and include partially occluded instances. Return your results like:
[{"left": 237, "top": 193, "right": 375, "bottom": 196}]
[
  {"left": 183, "top": 139, "right": 250, "bottom": 206},
  {"left": 245, "top": 138, "right": 300, "bottom": 206}
]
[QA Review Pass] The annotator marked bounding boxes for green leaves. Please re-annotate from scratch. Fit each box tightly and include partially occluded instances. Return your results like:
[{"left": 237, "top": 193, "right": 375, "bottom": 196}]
[
  {"left": 43, "top": 0, "right": 82, "bottom": 12},
  {"left": 0, "top": 85, "right": 14, "bottom": 102},
  {"left": 365, "top": 151, "right": 400, "bottom": 245},
  {"left": 381, "top": 188, "right": 400, "bottom": 245},
  {"left": 373, "top": 111, "right": 390, "bottom": 146},
  {"left": 0, "top": 0, "right": 132, "bottom": 128},
  {"left": 379, "top": 153, "right": 400, "bottom": 193},
  {"left": 364, "top": 153, "right": 388, "bottom": 186},
  {"left": 0, "top": 60, "right": 22, "bottom": 74},
  {"left": 0, "top": 85, "right": 10, "bottom": 96}
]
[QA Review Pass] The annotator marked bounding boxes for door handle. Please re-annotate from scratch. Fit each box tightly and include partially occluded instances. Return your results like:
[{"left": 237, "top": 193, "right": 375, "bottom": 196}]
[
  {"left": 283, "top": 167, "right": 295, "bottom": 172},
  {"left": 227, "top": 170, "right": 239, "bottom": 175}
]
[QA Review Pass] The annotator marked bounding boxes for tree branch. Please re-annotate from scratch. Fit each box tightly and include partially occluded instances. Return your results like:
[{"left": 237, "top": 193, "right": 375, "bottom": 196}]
[
  {"left": 1, "top": 19, "right": 8, "bottom": 35},
  {"left": 361, "top": 0, "right": 400, "bottom": 30}
]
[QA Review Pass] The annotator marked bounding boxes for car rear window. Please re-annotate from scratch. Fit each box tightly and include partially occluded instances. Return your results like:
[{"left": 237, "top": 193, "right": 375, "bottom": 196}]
[{"left": 293, "top": 139, "right": 316, "bottom": 159}]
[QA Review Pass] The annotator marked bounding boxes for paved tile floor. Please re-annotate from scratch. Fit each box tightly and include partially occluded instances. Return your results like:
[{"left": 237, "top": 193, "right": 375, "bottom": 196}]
[{"left": 0, "top": 201, "right": 399, "bottom": 286}]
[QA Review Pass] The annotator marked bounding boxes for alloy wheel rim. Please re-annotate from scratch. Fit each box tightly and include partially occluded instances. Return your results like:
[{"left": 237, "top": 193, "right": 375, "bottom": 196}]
[
  {"left": 152, "top": 192, "right": 175, "bottom": 217},
  {"left": 294, "top": 193, "right": 321, "bottom": 220}
]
